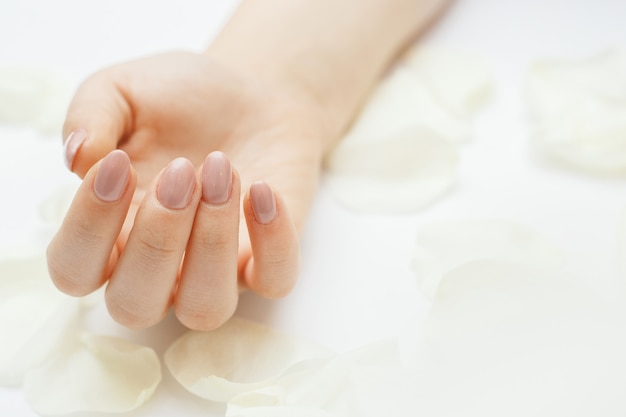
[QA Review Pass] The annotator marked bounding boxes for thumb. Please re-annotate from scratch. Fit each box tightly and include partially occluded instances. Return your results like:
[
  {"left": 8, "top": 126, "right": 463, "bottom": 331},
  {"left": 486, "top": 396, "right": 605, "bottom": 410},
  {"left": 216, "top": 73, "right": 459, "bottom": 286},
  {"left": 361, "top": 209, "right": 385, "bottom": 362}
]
[{"left": 62, "top": 70, "right": 132, "bottom": 178}]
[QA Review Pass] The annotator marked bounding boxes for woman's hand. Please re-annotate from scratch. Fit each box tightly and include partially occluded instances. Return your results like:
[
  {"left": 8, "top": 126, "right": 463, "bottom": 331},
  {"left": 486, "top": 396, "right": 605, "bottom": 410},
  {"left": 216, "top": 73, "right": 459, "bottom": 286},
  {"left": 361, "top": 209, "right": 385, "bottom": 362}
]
[
  {"left": 46, "top": 0, "right": 448, "bottom": 331},
  {"left": 47, "top": 51, "right": 328, "bottom": 330}
]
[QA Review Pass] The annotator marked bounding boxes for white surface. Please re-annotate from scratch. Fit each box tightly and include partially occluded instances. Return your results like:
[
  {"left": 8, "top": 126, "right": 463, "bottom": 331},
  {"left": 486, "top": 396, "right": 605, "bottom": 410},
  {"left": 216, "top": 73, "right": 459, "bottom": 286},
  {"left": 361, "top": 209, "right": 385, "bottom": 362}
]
[{"left": 1, "top": 0, "right": 626, "bottom": 415}]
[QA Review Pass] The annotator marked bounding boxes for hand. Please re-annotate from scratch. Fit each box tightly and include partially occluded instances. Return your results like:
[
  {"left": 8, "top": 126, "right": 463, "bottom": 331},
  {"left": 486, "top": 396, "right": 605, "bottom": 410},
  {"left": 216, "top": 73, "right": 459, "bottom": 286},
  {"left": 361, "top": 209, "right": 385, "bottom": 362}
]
[{"left": 46, "top": 51, "right": 329, "bottom": 330}]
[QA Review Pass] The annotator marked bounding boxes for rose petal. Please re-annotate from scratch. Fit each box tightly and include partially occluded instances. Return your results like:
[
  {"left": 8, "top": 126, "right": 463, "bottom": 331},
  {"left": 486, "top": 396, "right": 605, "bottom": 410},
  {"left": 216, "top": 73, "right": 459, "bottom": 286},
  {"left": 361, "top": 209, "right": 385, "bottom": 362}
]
[
  {"left": 165, "top": 317, "right": 331, "bottom": 403},
  {"left": 416, "top": 260, "right": 626, "bottom": 415},
  {"left": 342, "top": 65, "right": 472, "bottom": 145},
  {"left": 403, "top": 46, "right": 493, "bottom": 117},
  {"left": 278, "top": 340, "right": 401, "bottom": 409},
  {"left": 0, "top": 66, "right": 72, "bottom": 136},
  {"left": 325, "top": 127, "right": 457, "bottom": 213},
  {"left": 324, "top": 47, "right": 493, "bottom": 213},
  {"left": 525, "top": 50, "right": 626, "bottom": 174},
  {"left": 0, "top": 252, "right": 79, "bottom": 386},
  {"left": 226, "top": 340, "right": 401, "bottom": 416},
  {"left": 412, "top": 219, "right": 564, "bottom": 298},
  {"left": 24, "top": 333, "right": 161, "bottom": 415}
]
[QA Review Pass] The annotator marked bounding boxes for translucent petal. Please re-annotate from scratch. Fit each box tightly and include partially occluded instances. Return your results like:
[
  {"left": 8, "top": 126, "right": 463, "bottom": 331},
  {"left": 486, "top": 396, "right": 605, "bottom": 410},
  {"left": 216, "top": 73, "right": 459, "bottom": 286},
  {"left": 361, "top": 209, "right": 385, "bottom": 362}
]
[
  {"left": 225, "top": 340, "right": 401, "bottom": 416},
  {"left": 412, "top": 219, "right": 564, "bottom": 298},
  {"left": 325, "top": 127, "right": 457, "bottom": 213},
  {"left": 0, "top": 66, "right": 72, "bottom": 135},
  {"left": 324, "top": 47, "right": 493, "bottom": 213},
  {"left": 0, "top": 252, "right": 79, "bottom": 387},
  {"left": 165, "top": 317, "right": 331, "bottom": 403},
  {"left": 525, "top": 50, "right": 626, "bottom": 173},
  {"left": 342, "top": 66, "right": 472, "bottom": 145},
  {"left": 276, "top": 340, "right": 401, "bottom": 410},
  {"left": 416, "top": 260, "right": 626, "bottom": 416},
  {"left": 24, "top": 333, "right": 161, "bottom": 415},
  {"left": 403, "top": 46, "right": 493, "bottom": 117}
]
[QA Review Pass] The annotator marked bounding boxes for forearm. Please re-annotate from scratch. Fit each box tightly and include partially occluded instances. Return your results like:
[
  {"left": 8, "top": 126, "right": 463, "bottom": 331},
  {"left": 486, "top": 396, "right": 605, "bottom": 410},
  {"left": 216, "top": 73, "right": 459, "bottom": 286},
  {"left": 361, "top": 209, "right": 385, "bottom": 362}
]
[{"left": 207, "top": 0, "right": 450, "bottom": 150}]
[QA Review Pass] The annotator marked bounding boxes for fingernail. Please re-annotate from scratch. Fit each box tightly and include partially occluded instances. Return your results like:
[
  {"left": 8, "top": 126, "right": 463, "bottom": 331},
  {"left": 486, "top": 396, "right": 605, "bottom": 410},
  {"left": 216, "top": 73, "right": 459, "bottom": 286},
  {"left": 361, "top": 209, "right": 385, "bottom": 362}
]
[
  {"left": 64, "top": 128, "right": 87, "bottom": 170},
  {"left": 94, "top": 150, "right": 131, "bottom": 202},
  {"left": 202, "top": 151, "right": 232, "bottom": 205},
  {"left": 157, "top": 158, "right": 196, "bottom": 209},
  {"left": 250, "top": 181, "right": 276, "bottom": 224}
]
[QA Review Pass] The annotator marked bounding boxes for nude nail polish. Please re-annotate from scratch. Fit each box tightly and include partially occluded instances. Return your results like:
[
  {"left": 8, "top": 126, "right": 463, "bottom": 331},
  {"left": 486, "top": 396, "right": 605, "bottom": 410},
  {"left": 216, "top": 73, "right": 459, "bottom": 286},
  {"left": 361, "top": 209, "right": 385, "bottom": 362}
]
[
  {"left": 157, "top": 158, "right": 196, "bottom": 209},
  {"left": 250, "top": 181, "right": 276, "bottom": 224},
  {"left": 94, "top": 150, "right": 131, "bottom": 202},
  {"left": 64, "top": 128, "right": 87, "bottom": 170},
  {"left": 202, "top": 151, "right": 232, "bottom": 205}
]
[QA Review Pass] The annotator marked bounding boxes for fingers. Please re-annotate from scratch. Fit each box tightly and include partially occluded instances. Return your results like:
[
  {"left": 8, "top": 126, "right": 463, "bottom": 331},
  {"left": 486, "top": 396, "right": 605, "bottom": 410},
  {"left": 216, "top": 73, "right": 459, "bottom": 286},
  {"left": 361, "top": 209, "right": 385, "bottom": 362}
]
[
  {"left": 175, "top": 152, "right": 240, "bottom": 330},
  {"left": 50, "top": 149, "right": 300, "bottom": 329},
  {"left": 104, "top": 157, "right": 200, "bottom": 329},
  {"left": 242, "top": 181, "right": 300, "bottom": 299},
  {"left": 63, "top": 69, "right": 132, "bottom": 177},
  {"left": 47, "top": 150, "right": 136, "bottom": 296}
]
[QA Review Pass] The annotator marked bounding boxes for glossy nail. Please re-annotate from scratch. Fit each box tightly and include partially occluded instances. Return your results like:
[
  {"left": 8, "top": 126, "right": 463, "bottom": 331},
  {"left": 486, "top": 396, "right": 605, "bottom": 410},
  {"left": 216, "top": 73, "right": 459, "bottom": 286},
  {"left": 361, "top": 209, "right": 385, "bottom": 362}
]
[
  {"left": 250, "top": 181, "right": 276, "bottom": 224},
  {"left": 202, "top": 151, "right": 232, "bottom": 205},
  {"left": 64, "top": 128, "right": 88, "bottom": 170},
  {"left": 94, "top": 150, "right": 131, "bottom": 202},
  {"left": 157, "top": 158, "right": 196, "bottom": 209}
]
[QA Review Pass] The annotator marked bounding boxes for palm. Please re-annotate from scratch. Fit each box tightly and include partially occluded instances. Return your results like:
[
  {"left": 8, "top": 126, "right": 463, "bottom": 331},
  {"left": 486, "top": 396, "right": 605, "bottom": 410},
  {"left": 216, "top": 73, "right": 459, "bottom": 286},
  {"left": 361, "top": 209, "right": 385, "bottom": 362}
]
[{"left": 112, "top": 52, "right": 322, "bottom": 263}]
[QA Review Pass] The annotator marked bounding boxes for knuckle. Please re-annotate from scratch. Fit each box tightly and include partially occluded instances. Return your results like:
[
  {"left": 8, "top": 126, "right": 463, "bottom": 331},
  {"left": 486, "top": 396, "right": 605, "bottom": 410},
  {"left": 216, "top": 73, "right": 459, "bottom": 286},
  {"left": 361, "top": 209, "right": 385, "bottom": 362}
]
[
  {"left": 46, "top": 248, "right": 91, "bottom": 297},
  {"left": 253, "top": 253, "right": 300, "bottom": 299},
  {"left": 105, "top": 292, "right": 159, "bottom": 329},
  {"left": 73, "top": 220, "right": 106, "bottom": 250},
  {"left": 175, "top": 298, "right": 235, "bottom": 331},
  {"left": 47, "top": 259, "right": 84, "bottom": 296},
  {"left": 133, "top": 227, "right": 181, "bottom": 267},
  {"left": 195, "top": 230, "right": 233, "bottom": 253}
]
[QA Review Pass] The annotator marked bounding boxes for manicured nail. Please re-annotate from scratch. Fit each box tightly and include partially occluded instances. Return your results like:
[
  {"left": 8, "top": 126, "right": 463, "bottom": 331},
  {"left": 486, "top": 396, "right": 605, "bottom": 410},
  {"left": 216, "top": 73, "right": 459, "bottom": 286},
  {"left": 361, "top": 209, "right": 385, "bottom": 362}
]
[
  {"left": 250, "top": 181, "right": 276, "bottom": 224},
  {"left": 64, "top": 128, "right": 87, "bottom": 170},
  {"left": 93, "top": 150, "right": 131, "bottom": 202},
  {"left": 157, "top": 158, "right": 196, "bottom": 209},
  {"left": 202, "top": 151, "right": 232, "bottom": 205}
]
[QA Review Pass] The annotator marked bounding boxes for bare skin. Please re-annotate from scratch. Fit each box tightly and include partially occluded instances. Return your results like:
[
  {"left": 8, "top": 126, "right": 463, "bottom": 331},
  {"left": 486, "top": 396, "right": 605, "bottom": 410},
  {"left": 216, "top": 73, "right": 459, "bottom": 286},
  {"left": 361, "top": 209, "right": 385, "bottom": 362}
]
[{"left": 46, "top": 0, "right": 450, "bottom": 330}]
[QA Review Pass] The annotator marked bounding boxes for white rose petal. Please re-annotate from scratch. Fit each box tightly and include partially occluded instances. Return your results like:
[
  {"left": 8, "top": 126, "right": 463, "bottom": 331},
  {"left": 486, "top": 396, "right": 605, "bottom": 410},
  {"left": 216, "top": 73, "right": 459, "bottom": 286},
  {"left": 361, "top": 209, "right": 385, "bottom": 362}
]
[
  {"left": 279, "top": 340, "right": 400, "bottom": 409},
  {"left": 525, "top": 50, "right": 626, "bottom": 173},
  {"left": 24, "top": 333, "right": 161, "bottom": 415},
  {"left": 403, "top": 46, "right": 493, "bottom": 117},
  {"left": 0, "top": 66, "right": 72, "bottom": 136},
  {"left": 0, "top": 253, "right": 79, "bottom": 386},
  {"left": 325, "top": 127, "right": 457, "bottom": 213},
  {"left": 343, "top": 66, "right": 472, "bottom": 145},
  {"left": 412, "top": 219, "right": 564, "bottom": 298},
  {"left": 165, "top": 317, "right": 331, "bottom": 403},
  {"left": 416, "top": 260, "right": 626, "bottom": 416},
  {"left": 324, "top": 47, "right": 492, "bottom": 213},
  {"left": 225, "top": 340, "right": 401, "bottom": 416}
]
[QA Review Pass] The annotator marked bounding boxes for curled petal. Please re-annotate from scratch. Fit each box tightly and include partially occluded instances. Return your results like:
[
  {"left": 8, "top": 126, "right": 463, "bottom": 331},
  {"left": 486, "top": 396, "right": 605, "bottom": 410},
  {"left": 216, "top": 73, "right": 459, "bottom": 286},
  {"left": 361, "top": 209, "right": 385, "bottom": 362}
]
[
  {"left": 412, "top": 219, "right": 564, "bottom": 298},
  {"left": 525, "top": 50, "right": 626, "bottom": 174},
  {"left": 165, "top": 317, "right": 331, "bottom": 403},
  {"left": 0, "top": 252, "right": 79, "bottom": 386},
  {"left": 24, "top": 333, "right": 161, "bottom": 415},
  {"left": 325, "top": 127, "right": 457, "bottom": 213}
]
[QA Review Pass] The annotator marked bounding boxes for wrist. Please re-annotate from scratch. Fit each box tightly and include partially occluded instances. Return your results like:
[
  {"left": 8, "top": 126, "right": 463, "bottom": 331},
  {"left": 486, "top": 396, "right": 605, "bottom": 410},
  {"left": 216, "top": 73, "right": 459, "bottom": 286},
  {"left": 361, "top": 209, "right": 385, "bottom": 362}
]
[
  {"left": 204, "top": 0, "right": 451, "bottom": 153},
  {"left": 203, "top": 47, "right": 343, "bottom": 152}
]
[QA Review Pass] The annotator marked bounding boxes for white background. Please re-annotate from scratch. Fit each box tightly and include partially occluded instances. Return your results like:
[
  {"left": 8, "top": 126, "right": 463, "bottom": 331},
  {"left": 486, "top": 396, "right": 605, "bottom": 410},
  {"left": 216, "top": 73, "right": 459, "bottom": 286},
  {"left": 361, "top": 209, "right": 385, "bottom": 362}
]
[{"left": 1, "top": 0, "right": 626, "bottom": 415}]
